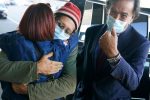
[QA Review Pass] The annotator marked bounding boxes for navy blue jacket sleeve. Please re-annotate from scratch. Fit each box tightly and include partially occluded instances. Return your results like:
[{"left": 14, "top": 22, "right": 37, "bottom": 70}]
[{"left": 111, "top": 41, "right": 150, "bottom": 90}]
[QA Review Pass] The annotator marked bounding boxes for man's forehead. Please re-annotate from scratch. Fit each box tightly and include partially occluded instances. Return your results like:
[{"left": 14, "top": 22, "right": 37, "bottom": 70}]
[
  {"left": 111, "top": 0, "right": 134, "bottom": 6},
  {"left": 110, "top": 0, "right": 134, "bottom": 13}
]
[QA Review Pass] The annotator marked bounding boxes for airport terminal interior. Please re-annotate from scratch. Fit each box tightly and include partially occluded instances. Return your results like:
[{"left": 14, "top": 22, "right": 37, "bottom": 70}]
[{"left": 0, "top": 0, "right": 149, "bottom": 100}]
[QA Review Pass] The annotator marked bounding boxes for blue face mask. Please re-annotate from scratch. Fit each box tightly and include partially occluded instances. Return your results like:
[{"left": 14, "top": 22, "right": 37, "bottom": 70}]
[
  {"left": 54, "top": 25, "right": 70, "bottom": 40},
  {"left": 107, "top": 15, "right": 127, "bottom": 34}
]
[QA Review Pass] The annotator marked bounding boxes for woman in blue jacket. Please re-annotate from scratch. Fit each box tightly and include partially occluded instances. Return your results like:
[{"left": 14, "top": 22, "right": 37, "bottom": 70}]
[{"left": 0, "top": 2, "right": 81, "bottom": 100}]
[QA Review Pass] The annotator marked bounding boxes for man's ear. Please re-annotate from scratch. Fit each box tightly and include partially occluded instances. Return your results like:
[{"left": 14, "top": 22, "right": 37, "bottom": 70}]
[{"left": 105, "top": 7, "right": 110, "bottom": 15}]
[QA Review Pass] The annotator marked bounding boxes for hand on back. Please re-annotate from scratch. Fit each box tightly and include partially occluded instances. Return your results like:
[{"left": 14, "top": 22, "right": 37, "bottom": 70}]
[{"left": 37, "top": 52, "right": 63, "bottom": 75}]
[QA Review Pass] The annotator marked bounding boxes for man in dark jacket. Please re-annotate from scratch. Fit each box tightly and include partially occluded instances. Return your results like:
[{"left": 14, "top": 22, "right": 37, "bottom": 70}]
[{"left": 74, "top": 0, "right": 150, "bottom": 100}]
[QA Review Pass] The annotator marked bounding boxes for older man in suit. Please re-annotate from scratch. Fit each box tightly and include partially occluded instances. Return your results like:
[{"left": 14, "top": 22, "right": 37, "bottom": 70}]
[{"left": 74, "top": 0, "right": 150, "bottom": 100}]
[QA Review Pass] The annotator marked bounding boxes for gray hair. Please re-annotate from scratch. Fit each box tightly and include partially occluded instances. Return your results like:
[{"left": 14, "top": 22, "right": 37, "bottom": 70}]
[{"left": 106, "top": 0, "right": 140, "bottom": 19}]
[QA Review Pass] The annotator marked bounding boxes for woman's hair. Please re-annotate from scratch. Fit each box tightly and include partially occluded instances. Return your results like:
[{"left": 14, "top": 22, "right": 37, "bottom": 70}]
[{"left": 19, "top": 3, "right": 55, "bottom": 41}]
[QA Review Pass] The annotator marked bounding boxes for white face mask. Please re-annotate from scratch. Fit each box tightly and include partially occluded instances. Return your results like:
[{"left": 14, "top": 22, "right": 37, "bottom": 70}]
[
  {"left": 54, "top": 25, "right": 70, "bottom": 40},
  {"left": 106, "top": 15, "right": 127, "bottom": 34}
]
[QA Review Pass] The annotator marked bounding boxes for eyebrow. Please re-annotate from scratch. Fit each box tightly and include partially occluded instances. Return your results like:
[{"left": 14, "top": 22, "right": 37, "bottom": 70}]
[
  {"left": 121, "top": 12, "right": 129, "bottom": 16},
  {"left": 110, "top": 8, "right": 117, "bottom": 12}
]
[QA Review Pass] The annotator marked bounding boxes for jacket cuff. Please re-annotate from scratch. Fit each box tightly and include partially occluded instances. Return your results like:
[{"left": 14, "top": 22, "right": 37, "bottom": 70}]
[
  {"left": 110, "top": 56, "right": 129, "bottom": 80},
  {"left": 28, "top": 62, "right": 39, "bottom": 83}
]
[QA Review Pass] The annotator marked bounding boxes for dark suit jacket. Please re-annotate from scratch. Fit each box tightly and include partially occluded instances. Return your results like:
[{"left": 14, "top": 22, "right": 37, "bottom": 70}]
[{"left": 75, "top": 24, "right": 150, "bottom": 100}]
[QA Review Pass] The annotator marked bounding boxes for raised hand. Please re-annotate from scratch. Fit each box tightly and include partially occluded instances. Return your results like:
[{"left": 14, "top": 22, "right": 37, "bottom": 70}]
[
  {"left": 99, "top": 28, "right": 119, "bottom": 58},
  {"left": 37, "top": 52, "right": 63, "bottom": 75}
]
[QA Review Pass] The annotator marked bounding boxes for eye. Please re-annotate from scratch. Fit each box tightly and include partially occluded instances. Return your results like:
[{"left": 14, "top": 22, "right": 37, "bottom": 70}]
[
  {"left": 65, "top": 29, "right": 72, "bottom": 35},
  {"left": 121, "top": 14, "right": 128, "bottom": 21},
  {"left": 58, "top": 22, "right": 64, "bottom": 29}
]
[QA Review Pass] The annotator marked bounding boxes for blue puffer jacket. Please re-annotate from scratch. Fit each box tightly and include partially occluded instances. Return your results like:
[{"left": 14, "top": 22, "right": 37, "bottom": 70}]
[{"left": 0, "top": 31, "right": 78, "bottom": 100}]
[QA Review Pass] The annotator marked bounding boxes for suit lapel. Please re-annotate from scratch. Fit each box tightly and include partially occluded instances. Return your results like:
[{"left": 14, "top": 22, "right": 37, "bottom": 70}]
[{"left": 118, "top": 25, "right": 132, "bottom": 58}]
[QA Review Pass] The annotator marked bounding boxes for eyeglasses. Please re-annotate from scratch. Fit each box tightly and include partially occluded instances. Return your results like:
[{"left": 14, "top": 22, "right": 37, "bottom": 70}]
[{"left": 57, "top": 20, "right": 73, "bottom": 35}]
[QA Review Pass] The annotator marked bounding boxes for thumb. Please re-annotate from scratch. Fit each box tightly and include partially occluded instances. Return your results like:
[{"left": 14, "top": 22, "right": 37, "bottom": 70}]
[
  {"left": 111, "top": 28, "right": 117, "bottom": 36},
  {"left": 44, "top": 52, "right": 53, "bottom": 58}
]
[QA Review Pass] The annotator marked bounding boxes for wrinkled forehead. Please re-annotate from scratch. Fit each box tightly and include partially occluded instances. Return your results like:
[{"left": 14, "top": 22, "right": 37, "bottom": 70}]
[
  {"left": 107, "top": 0, "right": 134, "bottom": 10},
  {"left": 108, "top": 0, "right": 134, "bottom": 14}
]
